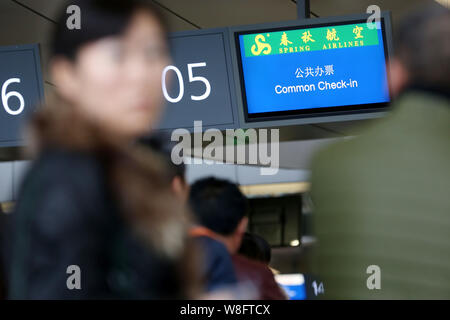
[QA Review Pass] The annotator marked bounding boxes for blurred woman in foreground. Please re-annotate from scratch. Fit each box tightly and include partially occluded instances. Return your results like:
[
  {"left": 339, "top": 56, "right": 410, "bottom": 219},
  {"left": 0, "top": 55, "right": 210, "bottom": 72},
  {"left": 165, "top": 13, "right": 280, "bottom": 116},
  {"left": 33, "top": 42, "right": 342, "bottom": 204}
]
[{"left": 8, "top": 0, "right": 198, "bottom": 299}]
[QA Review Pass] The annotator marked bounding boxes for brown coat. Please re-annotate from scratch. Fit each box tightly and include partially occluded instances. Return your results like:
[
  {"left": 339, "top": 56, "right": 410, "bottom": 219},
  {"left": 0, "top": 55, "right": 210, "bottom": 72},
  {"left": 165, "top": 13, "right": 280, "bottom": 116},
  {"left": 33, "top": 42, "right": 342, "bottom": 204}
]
[{"left": 232, "top": 254, "right": 287, "bottom": 300}]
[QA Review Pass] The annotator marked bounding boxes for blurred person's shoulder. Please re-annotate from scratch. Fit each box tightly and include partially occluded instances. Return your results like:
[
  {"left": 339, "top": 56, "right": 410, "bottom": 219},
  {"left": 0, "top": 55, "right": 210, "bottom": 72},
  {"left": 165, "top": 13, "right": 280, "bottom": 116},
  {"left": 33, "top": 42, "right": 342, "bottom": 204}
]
[
  {"left": 16, "top": 148, "right": 114, "bottom": 222},
  {"left": 194, "top": 236, "right": 237, "bottom": 290},
  {"left": 232, "top": 255, "right": 286, "bottom": 300},
  {"left": 311, "top": 90, "right": 450, "bottom": 184},
  {"left": 311, "top": 105, "right": 400, "bottom": 176},
  {"left": 232, "top": 254, "right": 269, "bottom": 282},
  {"left": 195, "top": 236, "right": 230, "bottom": 260},
  {"left": 232, "top": 254, "right": 263, "bottom": 273},
  {"left": 23, "top": 148, "right": 107, "bottom": 193}
]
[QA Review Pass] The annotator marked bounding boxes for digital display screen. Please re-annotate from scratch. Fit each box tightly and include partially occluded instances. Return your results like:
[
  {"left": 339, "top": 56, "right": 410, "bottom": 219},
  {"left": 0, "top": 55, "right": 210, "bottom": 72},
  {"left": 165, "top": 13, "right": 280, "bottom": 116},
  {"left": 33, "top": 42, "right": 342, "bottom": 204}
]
[
  {"left": 236, "top": 19, "right": 390, "bottom": 121},
  {"left": 275, "top": 273, "right": 307, "bottom": 300}
]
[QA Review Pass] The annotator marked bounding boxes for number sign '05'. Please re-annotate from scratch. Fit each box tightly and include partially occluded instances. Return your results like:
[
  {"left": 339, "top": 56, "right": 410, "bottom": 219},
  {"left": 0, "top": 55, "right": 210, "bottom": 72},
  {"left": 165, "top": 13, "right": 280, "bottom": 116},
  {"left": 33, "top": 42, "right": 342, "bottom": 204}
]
[
  {"left": 0, "top": 44, "right": 44, "bottom": 147},
  {"left": 157, "top": 29, "right": 238, "bottom": 131}
]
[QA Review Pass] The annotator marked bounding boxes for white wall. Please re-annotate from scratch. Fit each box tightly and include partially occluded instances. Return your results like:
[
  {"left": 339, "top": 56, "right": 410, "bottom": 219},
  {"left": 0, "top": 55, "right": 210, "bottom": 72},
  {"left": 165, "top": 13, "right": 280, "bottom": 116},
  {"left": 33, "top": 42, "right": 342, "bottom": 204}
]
[
  {"left": 185, "top": 160, "right": 310, "bottom": 185},
  {"left": 0, "top": 162, "right": 14, "bottom": 202},
  {"left": 0, "top": 160, "right": 31, "bottom": 202},
  {"left": 0, "top": 158, "right": 310, "bottom": 202}
]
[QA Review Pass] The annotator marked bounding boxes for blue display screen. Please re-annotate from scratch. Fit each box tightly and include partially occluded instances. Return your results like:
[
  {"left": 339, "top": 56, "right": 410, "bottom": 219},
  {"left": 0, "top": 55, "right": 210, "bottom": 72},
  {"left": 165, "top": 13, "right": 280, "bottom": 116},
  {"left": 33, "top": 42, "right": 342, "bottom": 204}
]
[
  {"left": 275, "top": 274, "right": 307, "bottom": 300},
  {"left": 237, "top": 20, "right": 390, "bottom": 120},
  {"left": 279, "top": 283, "right": 307, "bottom": 300}
]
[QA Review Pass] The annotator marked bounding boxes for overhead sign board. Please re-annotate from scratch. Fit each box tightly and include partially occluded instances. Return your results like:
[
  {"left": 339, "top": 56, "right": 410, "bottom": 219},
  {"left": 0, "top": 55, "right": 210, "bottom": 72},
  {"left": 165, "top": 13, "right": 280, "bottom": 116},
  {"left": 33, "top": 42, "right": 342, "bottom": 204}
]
[
  {"left": 235, "top": 18, "right": 391, "bottom": 121},
  {"left": 231, "top": 12, "right": 393, "bottom": 128},
  {"left": 158, "top": 28, "right": 239, "bottom": 131},
  {"left": 0, "top": 44, "right": 44, "bottom": 147},
  {"left": 0, "top": 14, "right": 393, "bottom": 149}
]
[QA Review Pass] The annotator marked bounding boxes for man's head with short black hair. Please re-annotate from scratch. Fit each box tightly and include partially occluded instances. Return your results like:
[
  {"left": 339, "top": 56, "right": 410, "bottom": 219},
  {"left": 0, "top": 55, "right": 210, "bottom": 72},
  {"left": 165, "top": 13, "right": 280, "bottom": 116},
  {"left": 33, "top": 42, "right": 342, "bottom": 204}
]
[
  {"left": 238, "top": 232, "right": 271, "bottom": 265},
  {"left": 189, "top": 177, "right": 248, "bottom": 237},
  {"left": 390, "top": 3, "right": 450, "bottom": 95}
]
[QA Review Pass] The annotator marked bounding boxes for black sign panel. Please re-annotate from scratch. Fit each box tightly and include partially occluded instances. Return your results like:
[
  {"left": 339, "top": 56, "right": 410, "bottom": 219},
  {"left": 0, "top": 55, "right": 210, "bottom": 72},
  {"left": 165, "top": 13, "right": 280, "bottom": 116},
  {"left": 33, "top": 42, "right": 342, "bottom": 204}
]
[
  {"left": 0, "top": 44, "right": 44, "bottom": 147},
  {"left": 158, "top": 28, "right": 238, "bottom": 131}
]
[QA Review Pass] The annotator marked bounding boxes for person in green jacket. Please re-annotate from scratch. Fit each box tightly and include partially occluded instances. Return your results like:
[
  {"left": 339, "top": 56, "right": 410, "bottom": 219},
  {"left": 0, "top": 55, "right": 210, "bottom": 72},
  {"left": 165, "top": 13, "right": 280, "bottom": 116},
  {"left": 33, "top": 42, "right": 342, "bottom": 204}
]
[{"left": 310, "top": 3, "right": 450, "bottom": 299}]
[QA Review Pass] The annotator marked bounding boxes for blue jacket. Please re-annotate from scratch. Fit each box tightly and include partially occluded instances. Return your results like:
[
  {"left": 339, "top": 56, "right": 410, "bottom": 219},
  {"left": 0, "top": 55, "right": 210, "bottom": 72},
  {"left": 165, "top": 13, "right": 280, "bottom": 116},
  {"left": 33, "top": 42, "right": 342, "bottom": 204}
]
[{"left": 195, "top": 236, "right": 237, "bottom": 292}]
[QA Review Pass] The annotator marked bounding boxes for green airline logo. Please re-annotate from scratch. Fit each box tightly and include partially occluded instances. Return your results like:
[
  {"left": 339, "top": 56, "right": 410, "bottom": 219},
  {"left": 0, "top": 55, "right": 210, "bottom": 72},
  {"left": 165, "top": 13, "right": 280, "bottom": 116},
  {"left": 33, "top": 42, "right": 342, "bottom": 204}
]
[{"left": 243, "top": 23, "right": 379, "bottom": 57}]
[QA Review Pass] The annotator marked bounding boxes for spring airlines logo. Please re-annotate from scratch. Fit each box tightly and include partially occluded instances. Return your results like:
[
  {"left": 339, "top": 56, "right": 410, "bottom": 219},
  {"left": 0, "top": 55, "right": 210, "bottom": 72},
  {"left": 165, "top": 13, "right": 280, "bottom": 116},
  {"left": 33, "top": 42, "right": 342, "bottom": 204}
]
[
  {"left": 251, "top": 34, "right": 272, "bottom": 56},
  {"left": 243, "top": 23, "right": 379, "bottom": 58}
]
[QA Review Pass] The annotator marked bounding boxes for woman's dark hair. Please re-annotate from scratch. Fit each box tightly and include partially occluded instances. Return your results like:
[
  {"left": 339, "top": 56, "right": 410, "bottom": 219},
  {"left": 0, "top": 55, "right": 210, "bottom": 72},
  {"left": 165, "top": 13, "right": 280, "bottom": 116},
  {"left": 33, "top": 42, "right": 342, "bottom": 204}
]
[
  {"left": 238, "top": 232, "right": 272, "bottom": 265},
  {"left": 52, "top": 0, "right": 169, "bottom": 60},
  {"left": 139, "top": 132, "right": 186, "bottom": 182}
]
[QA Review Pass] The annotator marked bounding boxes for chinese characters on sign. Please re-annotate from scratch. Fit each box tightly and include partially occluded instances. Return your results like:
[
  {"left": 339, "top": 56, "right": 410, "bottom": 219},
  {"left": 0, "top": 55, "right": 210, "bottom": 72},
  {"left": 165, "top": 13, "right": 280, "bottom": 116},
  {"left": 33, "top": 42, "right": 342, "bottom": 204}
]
[
  {"left": 353, "top": 25, "right": 364, "bottom": 39},
  {"left": 301, "top": 30, "right": 315, "bottom": 43},
  {"left": 326, "top": 28, "right": 340, "bottom": 41},
  {"left": 284, "top": 25, "right": 366, "bottom": 54},
  {"left": 280, "top": 32, "right": 292, "bottom": 46},
  {"left": 243, "top": 23, "right": 375, "bottom": 57},
  {"left": 295, "top": 65, "right": 335, "bottom": 78}
]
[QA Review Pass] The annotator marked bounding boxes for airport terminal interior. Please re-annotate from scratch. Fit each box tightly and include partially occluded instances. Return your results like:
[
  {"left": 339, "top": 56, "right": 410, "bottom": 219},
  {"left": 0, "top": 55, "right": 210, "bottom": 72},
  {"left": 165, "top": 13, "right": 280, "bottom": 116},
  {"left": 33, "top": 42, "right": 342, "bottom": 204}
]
[{"left": 0, "top": 0, "right": 449, "bottom": 302}]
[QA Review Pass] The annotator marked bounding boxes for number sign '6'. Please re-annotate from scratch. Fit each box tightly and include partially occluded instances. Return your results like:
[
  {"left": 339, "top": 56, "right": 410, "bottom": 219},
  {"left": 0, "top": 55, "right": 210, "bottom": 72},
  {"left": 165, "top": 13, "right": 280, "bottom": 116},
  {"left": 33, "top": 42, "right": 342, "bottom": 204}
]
[{"left": 0, "top": 44, "right": 44, "bottom": 147}]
